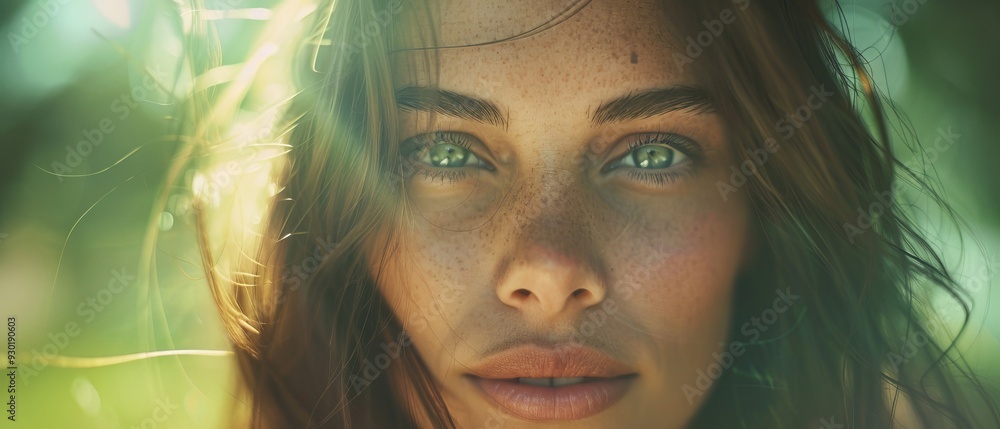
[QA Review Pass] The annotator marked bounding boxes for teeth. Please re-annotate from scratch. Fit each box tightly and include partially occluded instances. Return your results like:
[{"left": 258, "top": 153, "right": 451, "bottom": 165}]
[{"left": 517, "top": 377, "right": 587, "bottom": 387}]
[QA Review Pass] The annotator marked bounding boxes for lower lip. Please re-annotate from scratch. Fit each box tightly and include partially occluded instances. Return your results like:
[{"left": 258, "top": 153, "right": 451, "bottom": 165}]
[{"left": 470, "top": 376, "right": 635, "bottom": 421}]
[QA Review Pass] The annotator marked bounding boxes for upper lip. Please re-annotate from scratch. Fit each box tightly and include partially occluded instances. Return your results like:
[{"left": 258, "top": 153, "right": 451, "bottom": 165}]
[{"left": 467, "top": 344, "right": 636, "bottom": 379}]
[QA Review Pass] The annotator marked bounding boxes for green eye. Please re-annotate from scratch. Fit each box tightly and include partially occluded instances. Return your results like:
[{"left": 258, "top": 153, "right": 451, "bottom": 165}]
[
  {"left": 427, "top": 142, "right": 471, "bottom": 167},
  {"left": 631, "top": 145, "right": 676, "bottom": 169},
  {"left": 618, "top": 144, "right": 687, "bottom": 170},
  {"left": 402, "top": 132, "right": 490, "bottom": 171},
  {"left": 601, "top": 133, "right": 703, "bottom": 187}
]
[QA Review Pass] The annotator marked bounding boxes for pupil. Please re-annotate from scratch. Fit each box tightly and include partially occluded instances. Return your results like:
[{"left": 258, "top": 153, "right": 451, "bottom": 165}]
[
  {"left": 430, "top": 143, "right": 468, "bottom": 167},
  {"left": 634, "top": 146, "right": 673, "bottom": 168}
]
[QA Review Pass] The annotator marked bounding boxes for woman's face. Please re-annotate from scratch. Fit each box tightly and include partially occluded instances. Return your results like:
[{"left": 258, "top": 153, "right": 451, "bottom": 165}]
[{"left": 367, "top": 0, "right": 750, "bottom": 427}]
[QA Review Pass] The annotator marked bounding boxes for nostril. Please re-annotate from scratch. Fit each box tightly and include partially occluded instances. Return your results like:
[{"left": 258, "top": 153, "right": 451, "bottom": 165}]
[
  {"left": 571, "top": 289, "right": 586, "bottom": 297},
  {"left": 514, "top": 289, "right": 531, "bottom": 298}
]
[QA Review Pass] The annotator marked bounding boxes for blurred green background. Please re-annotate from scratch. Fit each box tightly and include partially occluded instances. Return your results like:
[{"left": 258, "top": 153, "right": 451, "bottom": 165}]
[{"left": 0, "top": 0, "right": 998, "bottom": 427}]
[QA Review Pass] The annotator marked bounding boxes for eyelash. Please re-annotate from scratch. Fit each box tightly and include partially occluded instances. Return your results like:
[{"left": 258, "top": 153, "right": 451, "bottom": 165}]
[
  {"left": 399, "top": 131, "right": 701, "bottom": 187},
  {"left": 401, "top": 132, "right": 478, "bottom": 183},
  {"left": 614, "top": 133, "right": 701, "bottom": 186},
  {"left": 414, "top": 168, "right": 470, "bottom": 183}
]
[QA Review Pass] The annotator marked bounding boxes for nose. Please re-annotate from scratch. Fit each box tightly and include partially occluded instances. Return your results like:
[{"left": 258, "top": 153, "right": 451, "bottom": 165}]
[{"left": 496, "top": 242, "right": 606, "bottom": 322}]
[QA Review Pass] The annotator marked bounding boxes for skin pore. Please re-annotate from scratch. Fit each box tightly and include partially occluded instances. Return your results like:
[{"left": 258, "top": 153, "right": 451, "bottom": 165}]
[{"left": 365, "top": 0, "right": 752, "bottom": 427}]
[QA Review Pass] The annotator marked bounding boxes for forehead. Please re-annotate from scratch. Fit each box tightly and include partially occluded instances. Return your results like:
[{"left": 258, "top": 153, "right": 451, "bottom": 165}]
[{"left": 390, "top": 0, "right": 697, "bottom": 94}]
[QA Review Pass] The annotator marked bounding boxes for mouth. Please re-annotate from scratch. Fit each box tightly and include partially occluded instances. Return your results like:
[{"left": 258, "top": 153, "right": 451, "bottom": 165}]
[{"left": 466, "top": 345, "right": 638, "bottom": 421}]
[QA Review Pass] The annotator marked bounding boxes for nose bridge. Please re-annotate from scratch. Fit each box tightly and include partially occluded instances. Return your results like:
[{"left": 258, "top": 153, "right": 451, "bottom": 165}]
[
  {"left": 494, "top": 161, "right": 606, "bottom": 322},
  {"left": 512, "top": 152, "right": 587, "bottom": 230},
  {"left": 503, "top": 141, "right": 602, "bottom": 253},
  {"left": 516, "top": 182, "right": 590, "bottom": 268}
]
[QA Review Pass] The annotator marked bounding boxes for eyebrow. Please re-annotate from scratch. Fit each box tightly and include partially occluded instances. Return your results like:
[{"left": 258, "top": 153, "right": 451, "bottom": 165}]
[
  {"left": 590, "top": 86, "right": 714, "bottom": 125},
  {"left": 395, "top": 86, "right": 509, "bottom": 130},
  {"left": 394, "top": 85, "right": 714, "bottom": 130}
]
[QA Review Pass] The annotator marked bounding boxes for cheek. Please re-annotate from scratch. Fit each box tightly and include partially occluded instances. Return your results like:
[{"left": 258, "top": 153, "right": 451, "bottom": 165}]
[
  {"left": 609, "top": 200, "right": 746, "bottom": 342},
  {"left": 607, "top": 201, "right": 747, "bottom": 413},
  {"left": 368, "top": 227, "right": 484, "bottom": 358},
  {"left": 374, "top": 243, "right": 464, "bottom": 329}
]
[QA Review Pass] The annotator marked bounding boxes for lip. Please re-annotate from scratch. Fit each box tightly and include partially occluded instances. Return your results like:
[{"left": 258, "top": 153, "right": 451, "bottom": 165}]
[{"left": 467, "top": 345, "right": 638, "bottom": 421}]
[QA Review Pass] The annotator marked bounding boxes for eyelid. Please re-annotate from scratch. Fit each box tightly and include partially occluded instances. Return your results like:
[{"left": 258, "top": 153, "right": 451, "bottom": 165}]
[
  {"left": 626, "top": 132, "right": 703, "bottom": 158},
  {"left": 402, "top": 131, "right": 473, "bottom": 151}
]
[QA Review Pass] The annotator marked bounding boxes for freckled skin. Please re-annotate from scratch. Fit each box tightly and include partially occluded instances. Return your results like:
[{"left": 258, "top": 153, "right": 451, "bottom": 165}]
[{"left": 369, "top": 1, "right": 751, "bottom": 428}]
